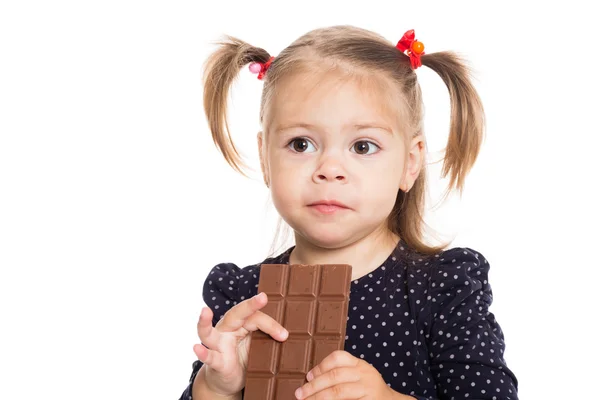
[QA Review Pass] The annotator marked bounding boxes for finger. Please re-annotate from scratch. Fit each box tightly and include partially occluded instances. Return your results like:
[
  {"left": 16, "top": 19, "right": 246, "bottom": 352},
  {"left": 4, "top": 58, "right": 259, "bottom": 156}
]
[
  {"left": 243, "top": 310, "right": 289, "bottom": 341},
  {"left": 217, "top": 292, "right": 268, "bottom": 332},
  {"left": 193, "top": 343, "right": 225, "bottom": 371},
  {"left": 307, "top": 350, "right": 359, "bottom": 381},
  {"left": 301, "top": 382, "right": 366, "bottom": 400},
  {"left": 295, "top": 367, "right": 360, "bottom": 399},
  {"left": 196, "top": 307, "right": 221, "bottom": 349}
]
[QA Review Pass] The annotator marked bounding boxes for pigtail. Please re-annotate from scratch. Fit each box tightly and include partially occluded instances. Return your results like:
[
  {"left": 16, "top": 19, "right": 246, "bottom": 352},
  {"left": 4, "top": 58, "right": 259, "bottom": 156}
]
[
  {"left": 421, "top": 51, "right": 485, "bottom": 198},
  {"left": 203, "top": 35, "right": 272, "bottom": 175}
]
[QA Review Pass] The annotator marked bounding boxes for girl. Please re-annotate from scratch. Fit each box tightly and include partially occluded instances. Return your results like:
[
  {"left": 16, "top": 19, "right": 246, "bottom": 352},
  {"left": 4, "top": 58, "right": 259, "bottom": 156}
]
[{"left": 180, "top": 25, "right": 519, "bottom": 400}]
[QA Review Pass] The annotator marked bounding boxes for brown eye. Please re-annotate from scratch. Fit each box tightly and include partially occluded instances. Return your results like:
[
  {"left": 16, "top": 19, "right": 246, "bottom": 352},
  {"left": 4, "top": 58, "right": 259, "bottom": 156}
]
[
  {"left": 289, "top": 138, "right": 314, "bottom": 152},
  {"left": 352, "top": 141, "right": 379, "bottom": 155}
]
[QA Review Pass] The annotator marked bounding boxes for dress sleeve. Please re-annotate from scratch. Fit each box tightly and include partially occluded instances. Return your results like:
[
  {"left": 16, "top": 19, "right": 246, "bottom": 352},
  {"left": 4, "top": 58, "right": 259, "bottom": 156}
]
[
  {"left": 178, "top": 263, "right": 242, "bottom": 400},
  {"left": 424, "top": 247, "right": 519, "bottom": 399}
]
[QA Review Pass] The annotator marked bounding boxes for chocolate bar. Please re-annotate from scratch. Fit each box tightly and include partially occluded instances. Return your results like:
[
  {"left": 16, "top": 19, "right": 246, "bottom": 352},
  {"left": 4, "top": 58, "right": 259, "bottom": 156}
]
[{"left": 243, "top": 263, "right": 352, "bottom": 400}]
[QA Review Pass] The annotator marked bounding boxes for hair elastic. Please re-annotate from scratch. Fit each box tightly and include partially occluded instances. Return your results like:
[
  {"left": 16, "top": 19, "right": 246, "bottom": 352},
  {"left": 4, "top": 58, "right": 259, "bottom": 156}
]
[
  {"left": 248, "top": 56, "right": 275, "bottom": 80},
  {"left": 396, "top": 29, "right": 425, "bottom": 69}
]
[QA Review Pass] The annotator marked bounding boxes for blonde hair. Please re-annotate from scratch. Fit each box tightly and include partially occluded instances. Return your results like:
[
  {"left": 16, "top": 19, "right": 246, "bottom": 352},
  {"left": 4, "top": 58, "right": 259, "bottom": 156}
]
[{"left": 202, "top": 25, "right": 485, "bottom": 257}]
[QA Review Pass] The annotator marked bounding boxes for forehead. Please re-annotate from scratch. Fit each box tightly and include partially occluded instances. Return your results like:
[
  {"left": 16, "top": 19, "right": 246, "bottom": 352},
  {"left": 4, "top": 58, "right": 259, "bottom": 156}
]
[{"left": 268, "top": 69, "right": 404, "bottom": 133}]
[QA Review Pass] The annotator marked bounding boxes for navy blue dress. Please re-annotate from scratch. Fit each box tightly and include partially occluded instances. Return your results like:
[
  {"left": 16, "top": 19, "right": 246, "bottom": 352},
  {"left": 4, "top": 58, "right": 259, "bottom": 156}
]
[{"left": 179, "top": 239, "right": 519, "bottom": 399}]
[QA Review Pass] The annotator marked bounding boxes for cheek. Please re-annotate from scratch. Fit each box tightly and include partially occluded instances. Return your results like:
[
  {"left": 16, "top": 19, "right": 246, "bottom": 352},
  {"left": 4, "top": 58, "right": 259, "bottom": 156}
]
[
  {"left": 268, "top": 162, "right": 303, "bottom": 210},
  {"left": 367, "top": 186, "right": 399, "bottom": 216},
  {"left": 269, "top": 150, "right": 312, "bottom": 183},
  {"left": 359, "top": 166, "right": 402, "bottom": 213},
  {"left": 269, "top": 159, "right": 318, "bottom": 220},
  {"left": 362, "top": 161, "right": 401, "bottom": 190},
  {"left": 270, "top": 181, "right": 301, "bottom": 222}
]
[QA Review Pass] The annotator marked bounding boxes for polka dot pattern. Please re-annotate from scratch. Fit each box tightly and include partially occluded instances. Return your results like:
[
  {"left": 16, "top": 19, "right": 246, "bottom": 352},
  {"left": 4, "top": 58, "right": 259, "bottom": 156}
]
[{"left": 179, "top": 241, "right": 519, "bottom": 399}]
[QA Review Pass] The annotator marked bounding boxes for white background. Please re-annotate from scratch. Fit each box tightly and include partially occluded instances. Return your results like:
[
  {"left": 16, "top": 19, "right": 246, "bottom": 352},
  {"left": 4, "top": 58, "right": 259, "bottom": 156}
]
[{"left": 1, "top": 1, "right": 598, "bottom": 399}]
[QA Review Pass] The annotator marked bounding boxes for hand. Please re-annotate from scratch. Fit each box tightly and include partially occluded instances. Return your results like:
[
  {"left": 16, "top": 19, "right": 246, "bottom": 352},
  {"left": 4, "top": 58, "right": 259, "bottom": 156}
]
[
  {"left": 192, "top": 292, "right": 289, "bottom": 397},
  {"left": 294, "top": 350, "right": 395, "bottom": 400}
]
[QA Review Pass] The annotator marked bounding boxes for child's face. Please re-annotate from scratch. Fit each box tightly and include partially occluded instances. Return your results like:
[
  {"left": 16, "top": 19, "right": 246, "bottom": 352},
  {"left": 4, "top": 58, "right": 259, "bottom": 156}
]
[{"left": 259, "top": 73, "right": 424, "bottom": 248}]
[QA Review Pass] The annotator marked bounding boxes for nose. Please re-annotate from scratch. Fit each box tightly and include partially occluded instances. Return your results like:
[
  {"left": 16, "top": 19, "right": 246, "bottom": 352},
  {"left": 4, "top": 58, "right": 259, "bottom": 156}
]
[{"left": 312, "top": 155, "right": 347, "bottom": 184}]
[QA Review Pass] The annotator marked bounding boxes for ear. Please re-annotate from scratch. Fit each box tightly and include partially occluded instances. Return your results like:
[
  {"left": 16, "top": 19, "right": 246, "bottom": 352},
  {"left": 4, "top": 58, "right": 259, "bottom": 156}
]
[
  {"left": 401, "top": 135, "right": 425, "bottom": 192},
  {"left": 257, "top": 131, "right": 269, "bottom": 187}
]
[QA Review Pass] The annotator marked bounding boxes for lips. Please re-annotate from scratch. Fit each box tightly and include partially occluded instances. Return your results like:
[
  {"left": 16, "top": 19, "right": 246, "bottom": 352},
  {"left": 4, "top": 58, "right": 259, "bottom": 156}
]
[
  {"left": 308, "top": 200, "right": 350, "bottom": 209},
  {"left": 307, "top": 200, "right": 351, "bottom": 215}
]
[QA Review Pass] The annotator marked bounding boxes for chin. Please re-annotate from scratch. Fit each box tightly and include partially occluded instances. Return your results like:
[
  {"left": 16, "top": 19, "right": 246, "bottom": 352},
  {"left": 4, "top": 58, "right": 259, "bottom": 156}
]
[{"left": 292, "top": 222, "right": 357, "bottom": 249}]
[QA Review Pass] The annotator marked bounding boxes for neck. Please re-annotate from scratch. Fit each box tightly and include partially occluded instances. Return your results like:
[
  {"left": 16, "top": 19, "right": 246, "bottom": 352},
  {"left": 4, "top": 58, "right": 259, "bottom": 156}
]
[{"left": 288, "top": 227, "right": 401, "bottom": 281}]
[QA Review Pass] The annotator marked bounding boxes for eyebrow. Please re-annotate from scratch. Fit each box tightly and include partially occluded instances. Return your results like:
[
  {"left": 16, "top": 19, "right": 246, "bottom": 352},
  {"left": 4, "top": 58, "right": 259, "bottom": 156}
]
[
  {"left": 274, "top": 122, "right": 393, "bottom": 135},
  {"left": 354, "top": 123, "right": 393, "bottom": 135}
]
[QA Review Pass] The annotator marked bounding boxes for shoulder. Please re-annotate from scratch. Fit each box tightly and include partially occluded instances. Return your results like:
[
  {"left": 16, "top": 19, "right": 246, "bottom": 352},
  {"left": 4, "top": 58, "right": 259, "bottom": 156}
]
[
  {"left": 428, "top": 246, "right": 492, "bottom": 306},
  {"left": 405, "top": 246, "right": 493, "bottom": 318},
  {"left": 414, "top": 246, "right": 495, "bottom": 332},
  {"left": 417, "top": 247, "right": 519, "bottom": 396}
]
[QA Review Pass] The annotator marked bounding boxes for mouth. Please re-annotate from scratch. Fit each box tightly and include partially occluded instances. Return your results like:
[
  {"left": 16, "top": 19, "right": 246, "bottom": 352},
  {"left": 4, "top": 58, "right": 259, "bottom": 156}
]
[{"left": 307, "top": 200, "right": 351, "bottom": 215}]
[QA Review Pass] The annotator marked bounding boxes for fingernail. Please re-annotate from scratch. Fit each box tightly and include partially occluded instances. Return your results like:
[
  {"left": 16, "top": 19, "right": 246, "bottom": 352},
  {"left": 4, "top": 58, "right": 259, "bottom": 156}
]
[
  {"left": 306, "top": 370, "right": 313, "bottom": 381},
  {"left": 295, "top": 387, "right": 303, "bottom": 399},
  {"left": 281, "top": 329, "right": 288, "bottom": 339}
]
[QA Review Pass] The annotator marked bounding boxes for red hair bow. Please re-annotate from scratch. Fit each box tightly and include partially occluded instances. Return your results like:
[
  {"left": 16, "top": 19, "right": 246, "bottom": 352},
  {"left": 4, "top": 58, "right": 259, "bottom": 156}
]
[
  {"left": 249, "top": 56, "right": 275, "bottom": 80},
  {"left": 396, "top": 29, "right": 425, "bottom": 69}
]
